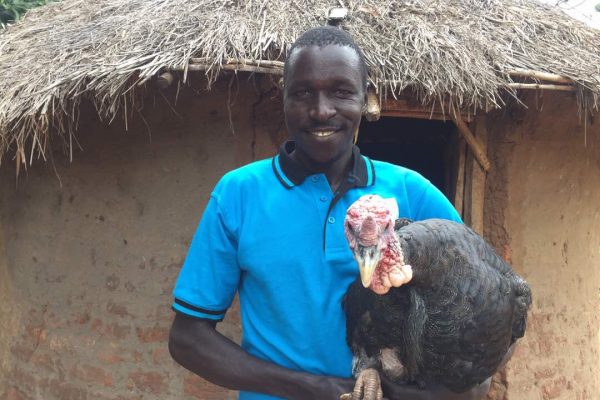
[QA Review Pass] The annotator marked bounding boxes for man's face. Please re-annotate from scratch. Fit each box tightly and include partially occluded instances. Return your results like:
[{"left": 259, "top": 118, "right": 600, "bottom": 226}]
[{"left": 283, "top": 45, "right": 366, "bottom": 168}]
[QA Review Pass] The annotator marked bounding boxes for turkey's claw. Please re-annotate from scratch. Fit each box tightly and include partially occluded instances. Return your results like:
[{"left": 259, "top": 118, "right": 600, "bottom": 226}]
[{"left": 349, "top": 368, "right": 383, "bottom": 400}]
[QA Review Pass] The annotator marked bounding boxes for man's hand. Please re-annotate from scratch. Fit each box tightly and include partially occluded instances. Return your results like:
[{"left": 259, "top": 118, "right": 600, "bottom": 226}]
[
  {"left": 304, "top": 376, "right": 355, "bottom": 400},
  {"left": 169, "top": 314, "right": 355, "bottom": 400}
]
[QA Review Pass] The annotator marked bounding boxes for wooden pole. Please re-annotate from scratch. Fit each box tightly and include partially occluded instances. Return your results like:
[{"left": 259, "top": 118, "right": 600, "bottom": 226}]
[
  {"left": 181, "top": 63, "right": 284, "bottom": 76},
  {"left": 189, "top": 58, "right": 284, "bottom": 69},
  {"left": 463, "top": 117, "right": 488, "bottom": 234},
  {"left": 454, "top": 137, "right": 467, "bottom": 218},
  {"left": 183, "top": 58, "right": 285, "bottom": 76},
  {"left": 451, "top": 106, "right": 491, "bottom": 172},
  {"left": 506, "top": 83, "right": 575, "bottom": 92},
  {"left": 507, "top": 69, "right": 573, "bottom": 84}
]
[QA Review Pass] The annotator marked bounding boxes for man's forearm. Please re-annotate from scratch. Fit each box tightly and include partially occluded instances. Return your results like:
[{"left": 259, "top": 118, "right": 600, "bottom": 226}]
[{"left": 168, "top": 314, "right": 353, "bottom": 400}]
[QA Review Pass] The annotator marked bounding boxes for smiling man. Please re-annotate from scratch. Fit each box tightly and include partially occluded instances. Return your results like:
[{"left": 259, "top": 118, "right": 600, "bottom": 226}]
[
  {"left": 283, "top": 41, "right": 366, "bottom": 191},
  {"left": 169, "top": 26, "right": 490, "bottom": 400}
]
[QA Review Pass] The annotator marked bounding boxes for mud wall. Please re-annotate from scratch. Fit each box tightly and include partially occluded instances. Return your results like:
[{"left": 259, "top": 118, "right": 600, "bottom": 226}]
[
  {"left": 0, "top": 75, "right": 284, "bottom": 400},
  {"left": 484, "top": 92, "right": 600, "bottom": 400},
  {"left": 1, "top": 82, "right": 598, "bottom": 400}
]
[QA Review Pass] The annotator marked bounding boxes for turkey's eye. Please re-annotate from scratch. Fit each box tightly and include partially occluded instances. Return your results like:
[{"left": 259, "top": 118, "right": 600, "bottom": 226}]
[
  {"left": 346, "top": 221, "right": 355, "bottom": 233},
  {"left": 386, "top": 220, "right": 394, "bottom": 231}
]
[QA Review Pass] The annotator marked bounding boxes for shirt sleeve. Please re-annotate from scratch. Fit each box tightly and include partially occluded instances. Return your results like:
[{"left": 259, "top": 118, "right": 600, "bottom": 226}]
[
  {"left": 407, "top": 172, "right": 462, "bottom": 223},
  {"left": 172, "top": 192, "right": 240, "bottom": 321}
]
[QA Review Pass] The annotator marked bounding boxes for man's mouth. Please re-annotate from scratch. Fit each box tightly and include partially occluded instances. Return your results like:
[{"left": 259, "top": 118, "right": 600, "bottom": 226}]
[{"left": 309, "top": 128, "right": 339, "bottom": 137}]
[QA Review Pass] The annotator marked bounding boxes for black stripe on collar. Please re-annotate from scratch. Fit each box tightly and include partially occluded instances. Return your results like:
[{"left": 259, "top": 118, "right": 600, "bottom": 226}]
[{"left": 272, "top": 140, "right": 372, "bottom": 188}]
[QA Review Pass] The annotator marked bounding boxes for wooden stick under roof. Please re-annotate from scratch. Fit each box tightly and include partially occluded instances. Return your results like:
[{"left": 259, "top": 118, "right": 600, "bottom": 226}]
[
  {"left": 183, "top": 63, "right": 283, "bottom": 76},
  {"left": 451, "top": 105, "right": 491, "bottom": 172},
  {"left": 189, "top": 58, "right": 284, "bottom": 69},
  {"left": 507, "top": 69, "right": 573, "bottom": 84},
  {"left": 172, "top": 61, "right": 581, "bottom": 94},
  {"left": 506, "top": 83, "right": 576, "bottom": 91}
]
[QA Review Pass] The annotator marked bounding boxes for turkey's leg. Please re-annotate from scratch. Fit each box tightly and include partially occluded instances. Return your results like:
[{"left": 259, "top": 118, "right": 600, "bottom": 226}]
[{"left": 349, "top": 368, "right": 383, "bottom": 400}]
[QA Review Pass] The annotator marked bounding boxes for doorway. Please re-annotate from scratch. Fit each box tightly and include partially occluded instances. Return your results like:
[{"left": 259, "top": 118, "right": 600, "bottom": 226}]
[{"left": 357, "top": 116, "right": 459, "bottom": 201}]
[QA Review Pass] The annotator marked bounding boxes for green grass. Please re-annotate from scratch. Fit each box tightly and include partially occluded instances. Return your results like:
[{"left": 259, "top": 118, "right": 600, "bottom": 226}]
[{"left": 1, "top": 0, "right": 55, "bottom": 27}]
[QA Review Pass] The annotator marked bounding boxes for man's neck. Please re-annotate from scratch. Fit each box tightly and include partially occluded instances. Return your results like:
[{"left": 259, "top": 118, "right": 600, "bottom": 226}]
[
  {"left": 291, "top": 149, "right": 353, "bottom": 193},
  {"left": 325, "top": 153, "right": 352, "bottom": 193}
]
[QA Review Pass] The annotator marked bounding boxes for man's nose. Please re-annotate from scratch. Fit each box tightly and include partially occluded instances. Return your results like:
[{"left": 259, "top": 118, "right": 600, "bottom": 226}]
[{"left": 309, "top": 93, "right": 335, "bottom": 121}]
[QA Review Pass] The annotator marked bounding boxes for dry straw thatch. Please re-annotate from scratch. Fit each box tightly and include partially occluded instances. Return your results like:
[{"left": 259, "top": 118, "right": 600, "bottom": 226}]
[{"left": 0, "top": 0, "right": 599, "bottom": 167}]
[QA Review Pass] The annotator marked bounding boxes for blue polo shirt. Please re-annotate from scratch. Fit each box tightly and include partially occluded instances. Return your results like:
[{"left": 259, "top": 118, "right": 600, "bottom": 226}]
[{"left": 172, "top": 141, "right": 461, "bottom": 400}]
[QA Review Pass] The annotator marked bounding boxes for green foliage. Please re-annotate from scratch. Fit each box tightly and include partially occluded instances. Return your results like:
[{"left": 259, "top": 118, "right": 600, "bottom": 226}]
[
  {"left": 595, "top": 3, "right": 600, "bottom": 12},
  {"left": 0, "top": 0, "right": 54, "bottom": 27}
]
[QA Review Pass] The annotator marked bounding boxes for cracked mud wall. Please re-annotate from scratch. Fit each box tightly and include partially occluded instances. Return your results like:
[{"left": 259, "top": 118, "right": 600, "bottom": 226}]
[
  {"left": 0, "top": 213, "right": 20, "bottom": 396},
  {"left": 0, "top": 75, "right": 284, "bottom": 400},
  {"left": 484, "top": 92, "right": 600, "bottom": 400}
]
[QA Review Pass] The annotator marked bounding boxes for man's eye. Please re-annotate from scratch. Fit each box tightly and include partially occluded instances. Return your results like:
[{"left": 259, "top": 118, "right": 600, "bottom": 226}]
[
  {"left": 334, "top": 89, "right": 353, "bottom": 98},
  {"left": 293, "top": 90, "right": 310, "bottom": 98}
]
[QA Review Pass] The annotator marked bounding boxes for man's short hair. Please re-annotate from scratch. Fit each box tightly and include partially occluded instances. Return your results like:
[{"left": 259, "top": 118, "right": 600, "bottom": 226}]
[{"left": 283, "top": 25, "right": 368, "bottom": 91}]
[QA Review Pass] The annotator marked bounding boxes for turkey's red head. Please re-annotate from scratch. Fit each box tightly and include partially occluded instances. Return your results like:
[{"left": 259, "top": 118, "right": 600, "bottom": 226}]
[{"left": 345, "top": 194, "right": 402, "bottom": 294}]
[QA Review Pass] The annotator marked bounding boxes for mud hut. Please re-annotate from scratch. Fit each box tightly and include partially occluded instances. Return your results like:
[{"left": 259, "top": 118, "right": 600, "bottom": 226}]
[{"left": 1, "top": 1, "right": 599, "bottom": 399}]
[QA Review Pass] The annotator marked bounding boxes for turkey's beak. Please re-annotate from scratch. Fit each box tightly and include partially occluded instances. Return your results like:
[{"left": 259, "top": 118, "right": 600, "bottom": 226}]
[{"left": 356, "top": 246, "right": 379, "bottom": 288}]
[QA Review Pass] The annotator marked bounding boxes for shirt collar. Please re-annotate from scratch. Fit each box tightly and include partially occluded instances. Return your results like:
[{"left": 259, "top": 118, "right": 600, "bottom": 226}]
[{"left": 272, "top": 140, "right": 375, "bottom": 189}]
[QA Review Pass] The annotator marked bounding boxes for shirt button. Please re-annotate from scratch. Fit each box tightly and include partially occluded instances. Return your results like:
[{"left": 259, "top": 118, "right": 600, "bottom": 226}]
[
  {"left": 311, "top": 176, "right": 319, "bottom": 182},
  {"left": 328, "top": 216, "right": 336, "bottom": 224},
  {"left": 320, "top": 196, "right": 328, "bottom": 202}
]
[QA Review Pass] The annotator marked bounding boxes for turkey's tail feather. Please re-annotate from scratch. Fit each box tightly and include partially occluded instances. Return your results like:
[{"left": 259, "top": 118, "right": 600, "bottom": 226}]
[{"left": 511, "top": 275, "right": 532, "bottom": 342}]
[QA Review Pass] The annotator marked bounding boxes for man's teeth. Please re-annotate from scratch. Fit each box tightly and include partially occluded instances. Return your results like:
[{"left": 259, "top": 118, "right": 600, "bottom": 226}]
[{"left": 311, "top": 130, "right": 336, "bottom": 137}]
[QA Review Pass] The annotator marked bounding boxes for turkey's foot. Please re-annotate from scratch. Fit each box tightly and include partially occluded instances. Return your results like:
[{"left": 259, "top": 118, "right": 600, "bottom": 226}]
[{"left": 345, "top": 368, "right": 382, "bottom": 400}]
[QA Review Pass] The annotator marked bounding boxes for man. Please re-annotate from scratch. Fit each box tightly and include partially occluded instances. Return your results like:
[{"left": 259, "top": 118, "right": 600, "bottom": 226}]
[{"left": 169, "top": 26, "right": 491, "bottom": 400}]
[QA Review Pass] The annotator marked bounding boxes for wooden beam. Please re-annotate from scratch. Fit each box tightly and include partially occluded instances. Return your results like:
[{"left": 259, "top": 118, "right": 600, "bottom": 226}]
[
  {"left": 463, "top": 117, "right": 488, "bottom": 234},
  {"left": 452, "top": 109, "right": 491, "bottom": 172},
  {"left": 189, "top": 58, "right": 284, "bottom": 69},
  {"left": 381, "top": 98, "right": 473, "bottom": 122},
  {"left": 169, "top": 58, "right": 286, "bottom": 76},
  {"left": 454, "top": 137, "right": 467, "bottom": 218},
  {"left": 380, "top": 110, "right": 453, "bottom": 121},
  {"left": 506, "top": 83, "right": 575, "bottom": 92},
  {"left": 184, "top": 63, "right": 284, "bottom": 76},
  {"left": 507, "top": 69, "right": 573, "bottom": 84}
]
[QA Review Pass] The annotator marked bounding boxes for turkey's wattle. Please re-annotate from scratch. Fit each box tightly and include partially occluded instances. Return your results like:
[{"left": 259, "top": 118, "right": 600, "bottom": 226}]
[
  {"left": 341, "top": 194, "right": 532, "bottom": 400},
  {"left": 370, "top": 245, "right": 413, "bottom": 295}
]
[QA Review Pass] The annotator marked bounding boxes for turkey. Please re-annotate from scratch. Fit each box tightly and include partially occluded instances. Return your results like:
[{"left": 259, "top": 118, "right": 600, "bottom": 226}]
[{"left": 342, "top": 194, "right": 531, "bottom": 400}]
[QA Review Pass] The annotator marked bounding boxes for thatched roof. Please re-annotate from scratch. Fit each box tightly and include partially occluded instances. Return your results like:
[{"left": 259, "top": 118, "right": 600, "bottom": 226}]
[{"left": 1, "top": 0, "right": 599, "bottom": 166}]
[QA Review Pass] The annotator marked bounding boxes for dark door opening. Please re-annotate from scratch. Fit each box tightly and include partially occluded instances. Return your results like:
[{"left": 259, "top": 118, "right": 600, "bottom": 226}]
[{"left": 357, "top": 116, "right": 458, "bottom": 201}]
